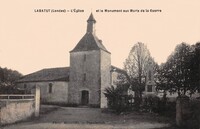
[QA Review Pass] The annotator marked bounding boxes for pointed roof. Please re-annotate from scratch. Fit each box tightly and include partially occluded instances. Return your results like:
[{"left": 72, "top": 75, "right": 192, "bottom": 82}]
[
  {"left": 87, "top": 13, "right": 96, "bottom": 23},
  {"left": 70, "top": 14, "right": 110, "bottom": 53},
  {"left": 70, "top": 33, "right": 110, "bottom": 53}
]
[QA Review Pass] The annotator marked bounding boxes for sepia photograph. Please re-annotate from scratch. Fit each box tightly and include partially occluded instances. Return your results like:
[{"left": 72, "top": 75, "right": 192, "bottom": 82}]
[{"left": 0, "top": 0, "right": 200, "bottom": 129}]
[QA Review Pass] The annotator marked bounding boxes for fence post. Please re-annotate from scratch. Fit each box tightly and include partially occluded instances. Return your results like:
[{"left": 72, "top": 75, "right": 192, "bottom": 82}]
[
  {"left": 34, "top": 85, "right": 40, "bottom": 117},
  {"left": 176, "top": 95, "right": 190, "bottom": 127}
]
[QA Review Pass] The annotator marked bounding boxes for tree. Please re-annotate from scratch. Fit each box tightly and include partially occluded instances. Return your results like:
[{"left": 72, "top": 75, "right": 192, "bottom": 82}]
[
  {"left": 157, "top": 43, "right": 194, "bottom": 96},
  {"left": 124, "top": 42, "right": 156, "bottom": 106},
  {"left": 154, "top": 63, "right": 169, "bottom": 98},
  {"left": 189, "top": 42, "right": 200, "bottom": 93},
  {"left": 0, "top": 67, "right": 23, "bottom": 94}
]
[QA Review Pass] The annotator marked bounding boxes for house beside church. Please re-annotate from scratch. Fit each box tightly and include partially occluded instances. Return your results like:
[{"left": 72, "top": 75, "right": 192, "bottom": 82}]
[{"left": 17, "top": 13, "right": 127, "bottom": 108}]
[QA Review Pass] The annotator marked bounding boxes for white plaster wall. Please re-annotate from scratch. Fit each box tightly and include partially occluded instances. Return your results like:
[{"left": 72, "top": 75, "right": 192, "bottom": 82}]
[
  {"left": 17, "top": 81, "right": 68, "bottom": 104},
  {"left": 0, "top": 100, "right": 34, "bottom": 124}
]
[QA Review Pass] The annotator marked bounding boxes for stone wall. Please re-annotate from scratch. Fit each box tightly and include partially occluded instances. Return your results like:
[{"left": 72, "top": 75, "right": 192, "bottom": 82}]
[
  {"left": 17, "top": 81, "right": 68, "bottom": 104},
  {"left": 69, "top": 50, "right": 101, "bottom": 106},
  {"left": 100, "top": 50, "right": 111, "bottom": 108},
  {"left": 0, "top": 100, "right": 35, "bottom": 124}
]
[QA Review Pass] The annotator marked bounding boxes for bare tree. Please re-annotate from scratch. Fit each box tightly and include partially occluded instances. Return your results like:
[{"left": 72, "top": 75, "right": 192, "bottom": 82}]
[{"left": 124, "top": 42, "right": 156, "bottom": 106}]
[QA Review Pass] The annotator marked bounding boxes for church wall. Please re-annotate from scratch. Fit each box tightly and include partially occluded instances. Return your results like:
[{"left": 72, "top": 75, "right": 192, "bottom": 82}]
[
  {"left": 69, "top": 50, "right": 101, "bottom": 106},
  {"left": 100, "top": 50, "right": 111, "bottom": 108},
  {"left": 17, "top": 81, "right": 68, "bottom": 104}
]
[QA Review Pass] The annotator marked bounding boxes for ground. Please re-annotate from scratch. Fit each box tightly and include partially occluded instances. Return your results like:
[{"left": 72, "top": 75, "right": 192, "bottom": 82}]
[{"left": 1, "top": 105, "right": 176, "bottom": 129}]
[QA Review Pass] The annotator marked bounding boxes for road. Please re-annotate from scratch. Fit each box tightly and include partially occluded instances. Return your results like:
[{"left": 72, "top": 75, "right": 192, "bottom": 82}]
[{"left": 1, "top": 105, "right": 170, "bottom": 129}]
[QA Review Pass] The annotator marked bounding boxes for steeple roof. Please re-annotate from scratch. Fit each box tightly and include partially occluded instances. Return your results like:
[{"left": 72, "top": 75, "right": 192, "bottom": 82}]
[
  {"left": 70, "top": 13, "right": 110, "bottom": 53},
  {"left": 87, "top": 13, "right": 96, "bottom": 23},
  {"left": 70, "top": 33, "right": 110, "bottom": 53}
]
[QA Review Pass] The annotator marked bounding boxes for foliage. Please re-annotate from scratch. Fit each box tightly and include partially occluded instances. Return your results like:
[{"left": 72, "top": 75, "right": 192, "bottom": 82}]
[
  {"left": 140, "top": 95, "right": 176, "bottom": 118},
  {"left": 156, "top": 42, "right": 200, "bottom": 97},
  {"left": 124, "top": 42, "right": 158, "bottom": 106},
  {"left": 189, "top": 42, "right": 200, "bottom": 93},
  {"left": 141, "top": 95, "right": 160, "bottom": 113},
  {"left": 104, "top": 85, "right": 131, "bottom": 113},
  {"left": 0, "top": 67, "right": 23, "bottom": 94}
]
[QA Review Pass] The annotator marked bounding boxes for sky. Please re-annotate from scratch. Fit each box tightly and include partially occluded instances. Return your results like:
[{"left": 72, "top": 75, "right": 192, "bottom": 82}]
[{"left": 0, "top": 0, "right": 200, "bottom": 75}]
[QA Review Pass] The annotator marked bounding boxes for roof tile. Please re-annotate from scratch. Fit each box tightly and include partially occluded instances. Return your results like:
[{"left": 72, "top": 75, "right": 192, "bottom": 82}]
[{"left": 17, "top": 67, "right": 70, "bottom": 83}]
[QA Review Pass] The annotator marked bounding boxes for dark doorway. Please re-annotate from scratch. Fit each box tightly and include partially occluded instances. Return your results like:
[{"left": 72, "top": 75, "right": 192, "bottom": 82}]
[{"left": 81, "top": 90, "right": 89, "bottom": 105}]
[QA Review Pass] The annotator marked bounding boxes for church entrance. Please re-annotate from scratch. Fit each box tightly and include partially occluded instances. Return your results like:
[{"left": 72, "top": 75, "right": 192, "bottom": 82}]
[{"left": 81, "top": 90, "right": 89, "bottom": 105}]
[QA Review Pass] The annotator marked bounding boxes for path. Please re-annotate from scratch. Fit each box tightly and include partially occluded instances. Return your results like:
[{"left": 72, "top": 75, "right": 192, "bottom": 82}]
[{"left": 1, "top": 105, "right": 171, "bottom": 129}]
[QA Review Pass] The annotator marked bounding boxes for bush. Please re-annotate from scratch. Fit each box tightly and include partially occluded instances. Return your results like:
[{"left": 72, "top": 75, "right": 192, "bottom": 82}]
[
  {"left": 0, "top": 85, "right": 25, "bottom": 94},
  {"left": 161, "top": 101, "right": 176, "bottom": 117},
  {"left": 107, "top": 94, "right": 131, "bottom": 113},
  {"left": 141, "top": 95, "right": 160, "bottom": 113},
  {"left": 190, "top": 99, "right": 200, "bottom": 120},
  {"left": 141, "top": 95, "right": 176, "bottom": 117},
  {"left": 104, "top": 85, "right": 132, "bottom": 113}
]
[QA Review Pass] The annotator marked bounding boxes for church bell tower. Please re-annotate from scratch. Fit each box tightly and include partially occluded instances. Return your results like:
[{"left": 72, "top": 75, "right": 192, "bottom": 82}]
[{"left": 68, "top": 13, "right": 111, "bottom": 108}]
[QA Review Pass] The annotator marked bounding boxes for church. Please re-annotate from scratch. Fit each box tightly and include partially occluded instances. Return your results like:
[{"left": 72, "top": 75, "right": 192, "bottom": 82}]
[{"left": 17, "top": 13, "right": 127, "bottom": 108}]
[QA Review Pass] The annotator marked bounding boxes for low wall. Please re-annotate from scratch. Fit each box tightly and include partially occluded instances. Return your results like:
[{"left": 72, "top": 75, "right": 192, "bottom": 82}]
[
  {"left": 0, "top": 99, "right": 35, "bottom": 124},
  {"left": 176, "top": 97, "right": 200, "bottom": 128},
  {"left": 0, "top": 87, "right": 40, "bottom": 125}
]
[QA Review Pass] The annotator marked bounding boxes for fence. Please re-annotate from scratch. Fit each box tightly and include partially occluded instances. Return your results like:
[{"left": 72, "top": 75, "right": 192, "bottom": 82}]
[{"left": 0, "top": 94, "right": 34, "bottom": 100}]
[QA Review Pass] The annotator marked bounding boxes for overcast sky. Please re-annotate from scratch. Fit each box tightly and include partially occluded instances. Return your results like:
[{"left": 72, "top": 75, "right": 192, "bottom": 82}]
[{"left": 0, "top": 0, "right": 200, "bottom": 75}]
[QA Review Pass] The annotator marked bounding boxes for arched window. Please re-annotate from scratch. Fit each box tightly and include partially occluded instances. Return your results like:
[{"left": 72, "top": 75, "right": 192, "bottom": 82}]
[{"left": 49, "top": 83, "right": 53, "bottom": 93}]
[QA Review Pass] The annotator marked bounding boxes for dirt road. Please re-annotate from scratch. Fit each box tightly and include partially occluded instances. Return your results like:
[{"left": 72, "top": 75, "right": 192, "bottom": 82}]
[{"left": 1, "top": 105, "right": 171, "bottom": 129}]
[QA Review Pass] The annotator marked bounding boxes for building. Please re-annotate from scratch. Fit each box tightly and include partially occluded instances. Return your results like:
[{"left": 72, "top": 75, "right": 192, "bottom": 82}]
[{"left": 17, "top": 13, "right": 126, "bottom": 108}]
